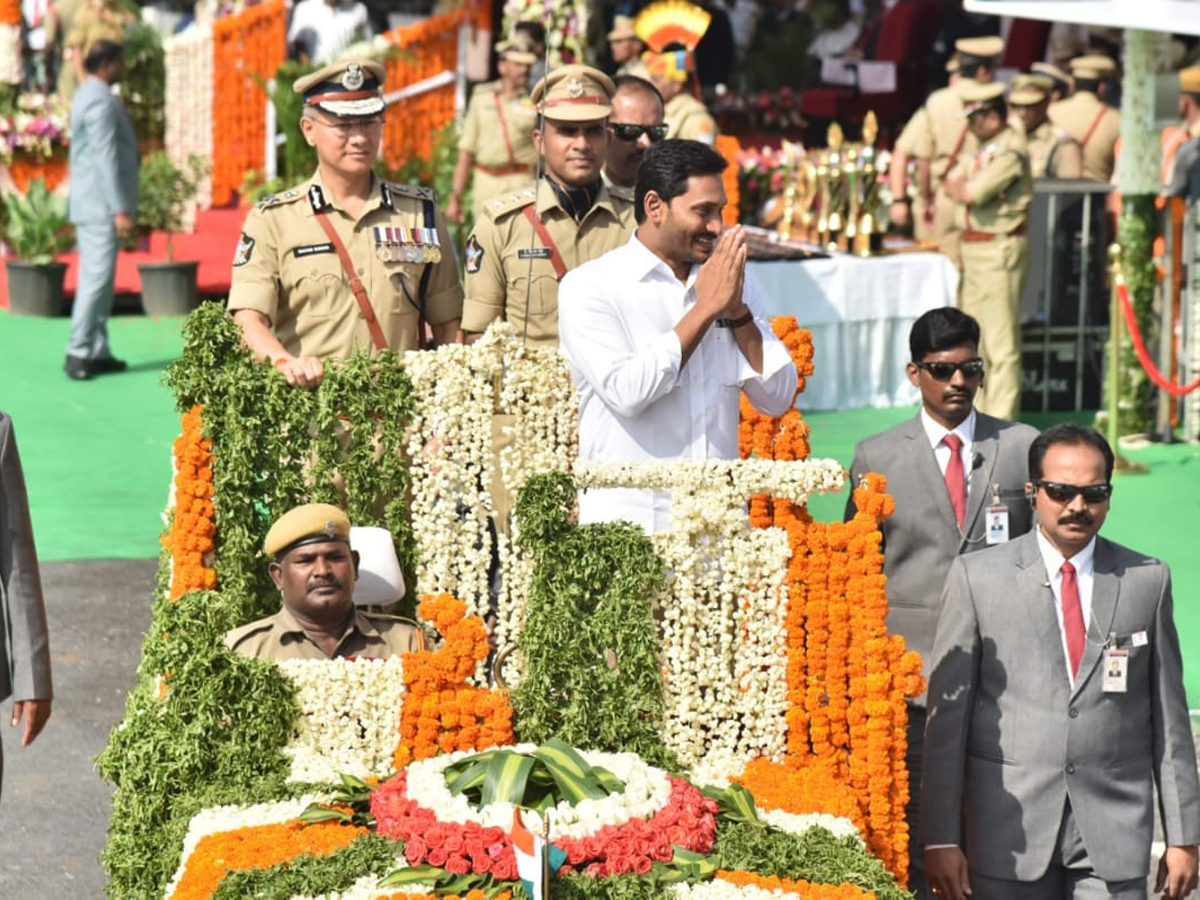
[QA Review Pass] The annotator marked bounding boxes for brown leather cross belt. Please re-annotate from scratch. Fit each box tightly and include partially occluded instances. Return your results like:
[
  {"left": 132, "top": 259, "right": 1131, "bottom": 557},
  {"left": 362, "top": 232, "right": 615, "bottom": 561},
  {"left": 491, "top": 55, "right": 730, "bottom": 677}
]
[{"left": 961, "top": 222, "right": 1028, "bottom": 242}]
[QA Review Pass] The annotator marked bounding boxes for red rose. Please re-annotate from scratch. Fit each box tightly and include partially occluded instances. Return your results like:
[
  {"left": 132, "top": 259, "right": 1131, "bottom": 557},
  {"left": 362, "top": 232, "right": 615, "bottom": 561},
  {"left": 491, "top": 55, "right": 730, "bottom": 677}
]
[
  {"left": 633, "top": 855, "right": 653, "bottom": 875},
  {"left": 425, "top": 824, "right": 448, "bottom": 848},
  {"left": 427, "top": 847, "right": 448, "bottom": 867},
  {"left": 444, "top": 832, "right": 465, "bottom": 853},
  {"left": 665, "top": 826, "right": 688, "bottom": 845},
  {"left": 472, "top": 853, "right": 494, "bottom": 874},
  {"left": 464, "top": 839, "right": 487, "bottom": 859},
  {"left": 404, "top": 836, "right": 428, "bottom": 864},
  {"left": 493, "top": 859, "right": 517, "bottom": 881},
  {"left": 445, "top": 853, "right": 472, "bottom": 875},
  {"left": 652, "top": 842, "right": 673, "bottom": 862}
]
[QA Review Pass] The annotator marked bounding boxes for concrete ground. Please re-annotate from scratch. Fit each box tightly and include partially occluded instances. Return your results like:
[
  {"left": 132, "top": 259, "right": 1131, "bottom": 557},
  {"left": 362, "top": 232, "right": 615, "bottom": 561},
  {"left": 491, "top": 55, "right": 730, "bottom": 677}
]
[{"left": 0, "top": 559, "right": 154, "bottom": 899}]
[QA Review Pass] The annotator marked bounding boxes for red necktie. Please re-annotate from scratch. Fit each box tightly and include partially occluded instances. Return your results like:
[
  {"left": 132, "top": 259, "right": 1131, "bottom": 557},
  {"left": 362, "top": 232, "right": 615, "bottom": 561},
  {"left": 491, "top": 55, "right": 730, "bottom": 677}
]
[
  {"left": 942, "top": 433, "right": 966, "bottom": 528},
  {"left": 1061, "top": 561, "right": 1085, "bottom": 677}
]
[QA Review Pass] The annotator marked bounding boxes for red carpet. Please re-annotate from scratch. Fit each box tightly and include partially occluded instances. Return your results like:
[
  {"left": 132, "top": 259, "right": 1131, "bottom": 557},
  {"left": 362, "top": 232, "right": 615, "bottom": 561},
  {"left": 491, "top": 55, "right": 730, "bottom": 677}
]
[{"left": 0, "top": 207, "right": 245, "bottom": 310}]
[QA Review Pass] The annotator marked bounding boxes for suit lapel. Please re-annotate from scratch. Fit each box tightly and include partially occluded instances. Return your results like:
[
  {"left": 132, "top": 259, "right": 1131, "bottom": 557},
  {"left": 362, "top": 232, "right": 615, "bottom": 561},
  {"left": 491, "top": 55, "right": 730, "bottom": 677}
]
[
  {"left": 1014, "top": 533, "right": 1070, "bottom": 681},
  {"left": 965, "top": 414, "right": 1000, "bottom": 534},
  {"left": 902, "top": 415, "right": 961, "bottom": 535},
  {"left": 1072, "top": 538, "right": 1122, "bottom": 698}
]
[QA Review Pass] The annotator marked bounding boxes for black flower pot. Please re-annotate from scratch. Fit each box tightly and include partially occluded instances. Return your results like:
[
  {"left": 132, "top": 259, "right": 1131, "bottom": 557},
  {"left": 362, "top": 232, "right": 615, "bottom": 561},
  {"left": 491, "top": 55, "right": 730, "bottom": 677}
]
[
  {"left": 5, "top": 260, "right": 69, "bottom": 316},
  {"left": 138, "top": 261, "right": 200, "bottom": 317}
]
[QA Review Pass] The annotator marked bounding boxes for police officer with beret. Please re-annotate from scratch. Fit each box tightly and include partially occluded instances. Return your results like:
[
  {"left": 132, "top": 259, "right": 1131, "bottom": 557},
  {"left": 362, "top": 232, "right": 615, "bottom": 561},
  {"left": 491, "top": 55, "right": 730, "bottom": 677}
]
[
  {"left": 461, "top": 64, "right": 636, "bottom": 349},
  {"left": 228, "top": 59, "right": 464, "bottom": 391},
  {"left": 224, "top": 503, "right": 424, "bottom": 660}
]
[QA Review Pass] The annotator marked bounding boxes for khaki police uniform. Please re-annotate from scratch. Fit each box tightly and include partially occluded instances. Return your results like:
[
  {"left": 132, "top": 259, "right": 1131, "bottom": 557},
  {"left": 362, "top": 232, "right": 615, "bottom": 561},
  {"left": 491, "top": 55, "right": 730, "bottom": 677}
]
[
  {"left": 664, "top": 92, "right": 717, "bottom": 144},
  {"left": 894, "top": 106, "right": 936, "bottom": 241},
  {"left": 953, "top": 119, "right": 1033, "bottom": 421},
  {"left": 1049, "top": 59, "right": 1121, "bottom": 183},
  {"left": 1023, "top": 118, "right": 1083, "bottom": 179},
  {"left": 224, "top": 606, "right": 424, "bottom": 660},
  {"left": 461, "top": 180, "right": 635, "bottom": 347},
  {"left": 228, "top": 171, "right": 464, "bottom": 360}
]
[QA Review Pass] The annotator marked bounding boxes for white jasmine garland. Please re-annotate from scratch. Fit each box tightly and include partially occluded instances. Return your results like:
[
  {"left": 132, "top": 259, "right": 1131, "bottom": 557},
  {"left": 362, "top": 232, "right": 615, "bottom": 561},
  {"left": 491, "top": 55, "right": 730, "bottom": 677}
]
[
  {"left": 760, "top": 808, "right": 862, "bottom": 845},
  {"left": 163, "top": 27, "right": 214, "bottom": 208},
  {"left": 289, "top": 871, "right": 416, "bottom": 900},
  {"left": 277, "top": 657, "right": 406, "bottom": 783},
  {"left": 673, "top": 880, "right": 806, "bottom": 900},
  {"left": 165, "top": 793, "right": 331, "bottom": 899},
  {"left": 401, "top": 745, "right": 673, "bottom": 841}
]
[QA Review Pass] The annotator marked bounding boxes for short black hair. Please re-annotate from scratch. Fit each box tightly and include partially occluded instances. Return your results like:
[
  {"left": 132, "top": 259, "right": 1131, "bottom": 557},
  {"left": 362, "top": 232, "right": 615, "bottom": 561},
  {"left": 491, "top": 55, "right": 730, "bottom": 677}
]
[
  {"left": 909, "top": 307, "right": 981, "bottom": 360},
  {"left": 514, "top": 21, "right": 546, "bottom": 45},
  {"left": 958, "top": 54, "right": 995, "bottom": 80},
  {"left": 1028, "top": 423, "right": 1115, "bottom": 483},
  {"left": 612, "top": 74, "right": 664, "bottom": 107},
  {"left": 969, "top": 98, "right": 1008, "bottom": 122},
  {"left": 85, "top": 39, "right": 124, "bottom": 74},
  {"left": 634, "top": 139, "right": 727, "bottom": 224},
  {"left": 1075, "top": 77, "right": 1101, "bottom": 93},
  {"left": 1185, "top": 91, "right": 1200, "bottom": 105}
]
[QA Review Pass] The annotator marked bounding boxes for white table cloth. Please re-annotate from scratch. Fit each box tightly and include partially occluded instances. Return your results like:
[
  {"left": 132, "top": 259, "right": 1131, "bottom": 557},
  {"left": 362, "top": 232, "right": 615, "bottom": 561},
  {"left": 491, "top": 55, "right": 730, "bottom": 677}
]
[{"left": 749, "top": 251, "right": 959, "bottom": 410}]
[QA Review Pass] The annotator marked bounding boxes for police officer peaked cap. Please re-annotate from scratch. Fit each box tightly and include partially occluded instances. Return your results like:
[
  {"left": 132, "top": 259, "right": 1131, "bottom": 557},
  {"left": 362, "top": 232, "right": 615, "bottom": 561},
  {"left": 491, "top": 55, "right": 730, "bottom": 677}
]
[
  {"left": 1031, "top": 62, "right": 1071, "bottom": 88},
  {"left": 265, "top": 503, "right": 352, "bottom": 558},
  {"left": 1180, "top": 68, "right": 1200, "bottom": 94},
  {"left": 1069, "top": 54, "right": 1116, "bottom": 77},
  {"left": 954, "top": 36, "right": 1005, "bottom": 59},
  {"left": 1012, "top": 72, "right": 1054, "bottom": 92},
  {"left": 1008, "top": 86, "right": 1047, "bottom": 107},
  {"left": 959, "top": 81, "right": 1006, "bottom": 117},
  {"left": 496, "top": 38, "right": 537, "bottom": 66},
  {"left": 531, "top": 65, "right": 615, "bottom": 121},
  {"left": 294, "top": 59, "right": 387, "bottom": 118}
]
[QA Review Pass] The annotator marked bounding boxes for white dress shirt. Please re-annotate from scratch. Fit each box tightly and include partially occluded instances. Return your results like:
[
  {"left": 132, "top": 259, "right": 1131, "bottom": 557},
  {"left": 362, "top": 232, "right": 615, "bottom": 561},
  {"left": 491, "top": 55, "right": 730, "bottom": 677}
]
[
  {"left": 287, "top": 0, "right": 372, "bottom": 63},
  {"left": 919, "top": 407, "right": 976, "bottom": 479},
  {"left": 1035, "top": 528, "right": 1097, "bottom": 688},
  {"left": 559, "top": 233, "right": 798, "bottom": 533}
]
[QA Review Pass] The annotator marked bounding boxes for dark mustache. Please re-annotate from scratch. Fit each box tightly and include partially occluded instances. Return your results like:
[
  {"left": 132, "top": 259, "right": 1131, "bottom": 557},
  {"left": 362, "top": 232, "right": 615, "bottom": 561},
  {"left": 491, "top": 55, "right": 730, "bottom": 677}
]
[
  {"left": 1058, "top": 512, "right": 1093, "bottom": 526},
  {"left": 307, "top": 576, "right": 343, "bottom": 591}
]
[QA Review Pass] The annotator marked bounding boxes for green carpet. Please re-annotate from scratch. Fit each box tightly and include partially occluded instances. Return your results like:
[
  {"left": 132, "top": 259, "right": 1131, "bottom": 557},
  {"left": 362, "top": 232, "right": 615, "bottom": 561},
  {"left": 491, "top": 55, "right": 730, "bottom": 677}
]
[{"left": 2, "top": 308, "right": 1198, "bottom": 704}]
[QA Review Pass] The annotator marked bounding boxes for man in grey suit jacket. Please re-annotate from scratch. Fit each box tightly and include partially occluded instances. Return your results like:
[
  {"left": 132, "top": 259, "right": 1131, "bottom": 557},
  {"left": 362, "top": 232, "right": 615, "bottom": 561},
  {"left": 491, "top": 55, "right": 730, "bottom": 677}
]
[
  {"left": 923, "top": 424, "right": 1200, "bottom": 900},
  {"left": 64, "top": 39, "right": 139, "bottom": 381},
  {"left": 846, "top": 307, "right": 1039, "bottom": 898},
  {"left": 0, "top": 412, "right": 53, "bottom": 800}
]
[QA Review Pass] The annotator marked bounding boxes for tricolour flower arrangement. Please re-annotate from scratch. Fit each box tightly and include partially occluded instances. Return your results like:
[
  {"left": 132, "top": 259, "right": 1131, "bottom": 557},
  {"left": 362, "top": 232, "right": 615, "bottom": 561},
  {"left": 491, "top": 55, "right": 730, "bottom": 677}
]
[{"left": 100, "top": 305, "right": 920, "bottom": 899}]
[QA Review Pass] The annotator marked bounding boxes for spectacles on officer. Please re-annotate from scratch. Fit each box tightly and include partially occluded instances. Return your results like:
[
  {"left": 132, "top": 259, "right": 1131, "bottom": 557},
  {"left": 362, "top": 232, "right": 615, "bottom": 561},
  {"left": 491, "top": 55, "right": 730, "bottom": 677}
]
[
  {"left": 608, "top": 123, "right": 669, "bottom": 143},
  {"left": 1033, "top": 480, "right": 1113, "bottom": 504},
  {"left": 314, "top": 117, "right": 385, "bottom": 138},
  {"left": 914, "top": 359, "right": 985, "bottom": 381}
]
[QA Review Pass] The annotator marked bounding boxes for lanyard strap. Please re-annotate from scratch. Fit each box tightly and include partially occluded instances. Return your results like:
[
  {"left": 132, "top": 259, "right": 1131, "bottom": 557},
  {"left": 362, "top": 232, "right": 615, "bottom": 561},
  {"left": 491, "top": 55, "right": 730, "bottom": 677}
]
[
  {"left": 493, "top": 91, "right": 518, "bottom": 167},
  {"left": 522, "top": 206, "right": 568, "bottom": 280},
  {"left": 314, "top": 211, "right": 389, "bottom": 352}
]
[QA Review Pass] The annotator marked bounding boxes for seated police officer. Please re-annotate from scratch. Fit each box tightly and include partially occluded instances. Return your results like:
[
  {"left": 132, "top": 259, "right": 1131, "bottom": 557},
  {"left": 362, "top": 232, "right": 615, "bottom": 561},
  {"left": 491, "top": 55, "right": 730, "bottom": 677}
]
[{"left": 224, "top": 503, "right": 423, "bottom": 660}]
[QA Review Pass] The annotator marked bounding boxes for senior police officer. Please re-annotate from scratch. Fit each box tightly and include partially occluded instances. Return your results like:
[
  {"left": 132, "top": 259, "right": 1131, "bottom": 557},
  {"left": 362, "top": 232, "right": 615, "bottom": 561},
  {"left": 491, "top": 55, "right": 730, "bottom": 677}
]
[
  {"left": 461, "top": 64, "right": 636, "bottom": 348},
  {"left": 224, "top": 504, "right": 424, "bottom": 660},
  {"left": 943, "top": 82, "right": 1033, "bottom": 422},
  {"left": 1049, "top": 55, "right": 1122, "bottom": 182},
  {"left": 889, "top": 36, "right": 1004, "bottom": 263},
  {"left": 1009, "top": 80, "right": 1083, "bottom": 180},
  {"left": 228, "top": 60, "right": 464, "bottom": 391},
  {"left": 447, "top": 38, "right": 539, "bottom": 224}
]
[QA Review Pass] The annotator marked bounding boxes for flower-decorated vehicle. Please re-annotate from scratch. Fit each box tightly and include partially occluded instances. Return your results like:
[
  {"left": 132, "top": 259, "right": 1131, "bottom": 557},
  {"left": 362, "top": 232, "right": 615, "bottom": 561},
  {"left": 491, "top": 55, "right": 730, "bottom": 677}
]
[{"left": 101, "top": 305, "right": 921, "bottom": 899}]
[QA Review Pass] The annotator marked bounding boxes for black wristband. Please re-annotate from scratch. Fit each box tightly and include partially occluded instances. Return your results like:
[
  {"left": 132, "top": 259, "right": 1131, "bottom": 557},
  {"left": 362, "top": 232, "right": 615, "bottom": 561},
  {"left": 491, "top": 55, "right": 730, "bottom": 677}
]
[{"left": 725, "top": 310, "right": 755, "bottom": 329}]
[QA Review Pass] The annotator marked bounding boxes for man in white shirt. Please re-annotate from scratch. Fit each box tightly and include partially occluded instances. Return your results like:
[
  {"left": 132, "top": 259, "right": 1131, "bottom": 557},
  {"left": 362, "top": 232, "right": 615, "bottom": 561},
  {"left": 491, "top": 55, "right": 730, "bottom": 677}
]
[
  {"left": 287, "top": 0, "right": 372, "bottom": 65},
  {"left": 922, "top": 424, "right": 1200, "bottom": 900},
  {"left": 558, "top": 138, "right": 797, "bottom": 533}
]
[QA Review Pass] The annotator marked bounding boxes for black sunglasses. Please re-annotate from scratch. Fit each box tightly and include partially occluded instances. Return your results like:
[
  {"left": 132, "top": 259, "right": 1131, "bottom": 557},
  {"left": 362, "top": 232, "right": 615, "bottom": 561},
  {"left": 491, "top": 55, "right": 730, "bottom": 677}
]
[
  {"left": 608, "top": 123, "right": 669, "bottom": 142},
  {"left": 914, "top": 359, "right": 985, "bottom": 381},
  {"left": 1035, "top": 480, "right": 1113, "bottom": 504}
]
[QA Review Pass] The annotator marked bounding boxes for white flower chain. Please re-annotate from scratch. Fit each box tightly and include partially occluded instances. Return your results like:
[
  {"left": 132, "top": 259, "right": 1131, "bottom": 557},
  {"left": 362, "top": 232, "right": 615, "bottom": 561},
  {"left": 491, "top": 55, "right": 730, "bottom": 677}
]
[{"left": 277, "top": 658, "right": 406, "bottom": 783}]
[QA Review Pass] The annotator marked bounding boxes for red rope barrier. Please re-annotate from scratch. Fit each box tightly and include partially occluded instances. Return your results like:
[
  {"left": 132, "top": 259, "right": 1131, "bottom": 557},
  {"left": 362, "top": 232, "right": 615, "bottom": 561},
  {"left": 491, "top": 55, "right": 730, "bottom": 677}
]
[{"left": 1115, "top": 275, "right": 1200, "bottom": 397}]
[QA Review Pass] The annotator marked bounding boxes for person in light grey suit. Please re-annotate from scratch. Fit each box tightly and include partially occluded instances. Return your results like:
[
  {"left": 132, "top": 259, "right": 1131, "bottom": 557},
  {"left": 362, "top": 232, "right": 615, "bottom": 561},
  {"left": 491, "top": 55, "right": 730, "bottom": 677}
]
[
  {"left": 64, "top": 39, "right": 139, "bottom": 381},
  {"left": 846, "top": 307, "right": 1039, "bottom": 899},
  {"left": 923, "top": 424, "right": 1200, "bottom": 900},
  {"left": 0, "top": 412, "right": 53, "bottom": 800}
]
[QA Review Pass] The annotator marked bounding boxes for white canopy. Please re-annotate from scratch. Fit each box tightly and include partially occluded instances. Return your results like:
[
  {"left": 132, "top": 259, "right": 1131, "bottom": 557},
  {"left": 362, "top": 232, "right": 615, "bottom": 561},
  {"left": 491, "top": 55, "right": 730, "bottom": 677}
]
[{"left": 963, "top": 0, "right": 1200, "bottom": 37}]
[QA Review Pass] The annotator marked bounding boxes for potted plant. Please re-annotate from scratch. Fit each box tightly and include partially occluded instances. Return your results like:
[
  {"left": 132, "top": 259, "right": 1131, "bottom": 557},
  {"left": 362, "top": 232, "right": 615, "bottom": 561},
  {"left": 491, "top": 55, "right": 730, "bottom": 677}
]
[
  {"left": 1, "top": 177, "right": 75, "bottom": 316},
  {"left": 136, "top": 150, "right": 207, "bottom": 316}
]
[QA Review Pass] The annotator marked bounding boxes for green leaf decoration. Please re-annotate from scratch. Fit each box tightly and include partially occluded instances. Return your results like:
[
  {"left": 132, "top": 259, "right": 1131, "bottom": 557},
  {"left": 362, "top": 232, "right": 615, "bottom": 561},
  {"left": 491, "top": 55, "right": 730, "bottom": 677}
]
[{"left": 481, "top": 750, "right": 537, "bottom": 806}]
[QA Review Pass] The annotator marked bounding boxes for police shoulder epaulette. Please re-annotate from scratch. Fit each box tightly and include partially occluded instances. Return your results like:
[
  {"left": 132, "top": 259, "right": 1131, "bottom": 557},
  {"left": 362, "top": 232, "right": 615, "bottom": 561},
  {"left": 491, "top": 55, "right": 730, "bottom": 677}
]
[
  {"left": 223, "top": 617, "right": 273, "bottom": 647},
  {"left": 254, "top": 187, "right": 304, "bottom": 210},
  {"left": 382, "top": 181, "right": 435, "bottom": 202},
  {"left": 606, "top": 183, "right": 635, "bottom": 204},
  {"left": 484, "top": 184, "right": 538, "bottom": 221}
]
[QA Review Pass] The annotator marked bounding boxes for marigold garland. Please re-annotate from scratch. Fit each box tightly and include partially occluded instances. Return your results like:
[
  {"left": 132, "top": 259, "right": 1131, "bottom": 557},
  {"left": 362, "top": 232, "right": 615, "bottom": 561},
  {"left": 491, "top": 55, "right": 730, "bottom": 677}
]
[
  {"left": 163, "top": 405, "right": 217, "bottom": 599},
  {"left": 169, "top": 820, "right": 365, "bottom": 900},
  {"left": 715, "top": 869, "right": 877, "bottom": 900},
  {"left": 393, "top": 594, "right": 514, "bottom": 769}
]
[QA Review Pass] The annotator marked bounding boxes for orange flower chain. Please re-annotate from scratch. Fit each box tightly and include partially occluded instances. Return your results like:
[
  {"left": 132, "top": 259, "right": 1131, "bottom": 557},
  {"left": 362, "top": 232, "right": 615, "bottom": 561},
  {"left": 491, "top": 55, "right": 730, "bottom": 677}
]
[
  {"left": 163, "top": 405, "right": 217, "bottom": 598},
  {"left": 716, "top": 869, "right": 877, "bottom": 899},
  {"left": 737, "top": 328, "right": 922, "bottom": 885},
  {"left": 393, "top": 594, "right": 515, "bottom": 769},
  {"left": 170, "top": 820, "right": 365, "bottom": 900}
]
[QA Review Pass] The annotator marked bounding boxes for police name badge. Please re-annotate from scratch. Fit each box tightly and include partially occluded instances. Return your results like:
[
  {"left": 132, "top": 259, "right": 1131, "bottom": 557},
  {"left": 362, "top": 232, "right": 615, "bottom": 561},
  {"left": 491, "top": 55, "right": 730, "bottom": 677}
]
[
  {"left": 985, "top": 506, "right": 1009, "bottom": 544},
  {"left": 1102, "top": 648, "right": 1128, "bottom": 693}
]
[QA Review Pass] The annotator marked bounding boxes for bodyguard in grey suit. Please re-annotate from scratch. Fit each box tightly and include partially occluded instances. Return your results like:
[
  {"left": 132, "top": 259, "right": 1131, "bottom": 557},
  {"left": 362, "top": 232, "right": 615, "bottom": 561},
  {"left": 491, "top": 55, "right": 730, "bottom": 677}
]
[
  {"left": 64, "top": 39, "right": 139, "bottom": 381},
  {"left": 923, "top": 424, "right": 1200, "bottom": 900},
  {"left": 0, "top": 412, "right": 53, "bottom": 800},
  {"left": 846, "top": 307, "right": 1038, "bottom": 898}
]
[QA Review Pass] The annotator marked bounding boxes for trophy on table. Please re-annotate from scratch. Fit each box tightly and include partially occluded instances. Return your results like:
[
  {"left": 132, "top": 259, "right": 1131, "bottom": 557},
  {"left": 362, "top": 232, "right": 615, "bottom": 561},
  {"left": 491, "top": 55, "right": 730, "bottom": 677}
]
[
  {"left": 819, "top": 123, "right": 849, "bottom": 251},
  {"left": 854, "top": 111, "right": 886, "bottom": 256},
  {"left": 776, "top": 140, "right": 817, "bottom": 243}
]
